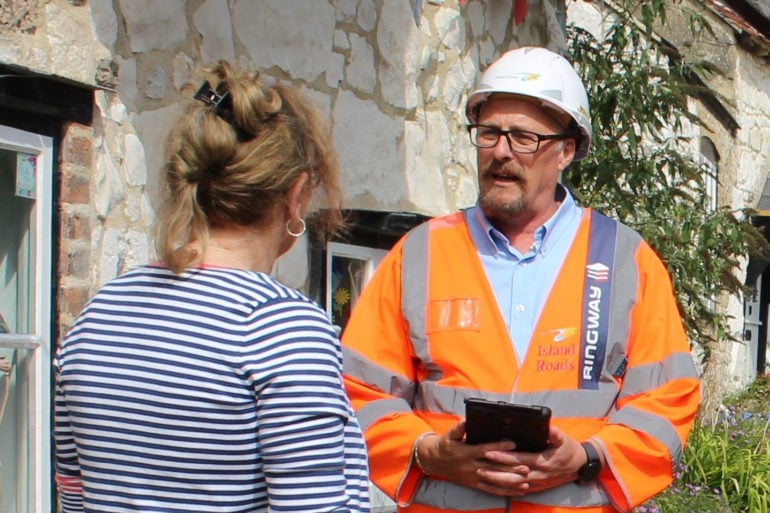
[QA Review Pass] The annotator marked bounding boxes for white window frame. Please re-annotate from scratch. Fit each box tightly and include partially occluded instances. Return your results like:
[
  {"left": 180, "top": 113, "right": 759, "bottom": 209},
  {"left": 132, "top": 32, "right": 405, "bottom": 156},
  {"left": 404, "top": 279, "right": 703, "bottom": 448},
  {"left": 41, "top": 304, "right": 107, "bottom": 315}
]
[
  {"left": 0, "top": 125, "right": 53, "bottom": 513},
  {"left": 325, "top": 242, "right": 387, "bottom": 331}
]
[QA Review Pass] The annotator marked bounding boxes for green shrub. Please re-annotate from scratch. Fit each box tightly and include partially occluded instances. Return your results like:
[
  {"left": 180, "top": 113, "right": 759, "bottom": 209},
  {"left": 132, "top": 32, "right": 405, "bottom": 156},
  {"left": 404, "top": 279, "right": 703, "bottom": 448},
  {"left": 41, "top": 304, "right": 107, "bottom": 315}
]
[{"left": 635, "top": 376, "right": 770, "bottom": 513}]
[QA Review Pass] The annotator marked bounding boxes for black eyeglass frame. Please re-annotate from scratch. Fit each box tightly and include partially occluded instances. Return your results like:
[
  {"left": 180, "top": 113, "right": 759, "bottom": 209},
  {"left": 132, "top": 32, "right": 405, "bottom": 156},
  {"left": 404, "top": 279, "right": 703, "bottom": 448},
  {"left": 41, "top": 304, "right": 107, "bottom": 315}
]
[{"left": 466, "top": 124, "right": 571, "bottom": 154}]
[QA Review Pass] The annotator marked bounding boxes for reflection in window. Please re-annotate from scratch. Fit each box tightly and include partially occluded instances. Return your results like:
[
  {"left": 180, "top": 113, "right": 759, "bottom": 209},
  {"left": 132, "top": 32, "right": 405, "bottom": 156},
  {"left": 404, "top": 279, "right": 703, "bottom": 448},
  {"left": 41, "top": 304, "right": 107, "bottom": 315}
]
[{"left": 0, "top": 148, "right": 36, "bottom": 335}]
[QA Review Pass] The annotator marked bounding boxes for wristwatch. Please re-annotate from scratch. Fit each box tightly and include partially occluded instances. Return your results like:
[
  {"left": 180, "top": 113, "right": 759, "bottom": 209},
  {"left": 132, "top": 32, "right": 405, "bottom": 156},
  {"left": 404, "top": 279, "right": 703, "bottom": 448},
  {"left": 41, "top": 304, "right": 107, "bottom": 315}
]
[{"left": 576, "top": 441, "right": 602, "bottom": 484}]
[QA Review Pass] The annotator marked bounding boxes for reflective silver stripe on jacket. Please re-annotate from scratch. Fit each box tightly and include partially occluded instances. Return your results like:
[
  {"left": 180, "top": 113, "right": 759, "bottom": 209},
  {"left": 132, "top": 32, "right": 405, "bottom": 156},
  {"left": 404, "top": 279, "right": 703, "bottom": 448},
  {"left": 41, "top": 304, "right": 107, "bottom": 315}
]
[{"left": 409, "top": 479, "right": 609, "bottom": 510}]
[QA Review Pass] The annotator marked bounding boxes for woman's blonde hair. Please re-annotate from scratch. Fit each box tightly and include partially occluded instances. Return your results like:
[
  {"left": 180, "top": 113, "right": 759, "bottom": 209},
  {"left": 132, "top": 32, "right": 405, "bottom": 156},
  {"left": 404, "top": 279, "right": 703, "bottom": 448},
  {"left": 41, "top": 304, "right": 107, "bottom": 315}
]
[{"left": 154, "top": 60, "right": 344, "bottom": 273}]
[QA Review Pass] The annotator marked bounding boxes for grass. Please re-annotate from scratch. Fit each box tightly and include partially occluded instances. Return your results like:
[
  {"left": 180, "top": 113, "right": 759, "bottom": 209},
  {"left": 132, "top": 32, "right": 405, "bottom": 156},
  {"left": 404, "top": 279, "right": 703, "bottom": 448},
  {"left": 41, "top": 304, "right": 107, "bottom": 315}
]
[{"left": 634, "top": 375, "right": 770, "bottom": 513}]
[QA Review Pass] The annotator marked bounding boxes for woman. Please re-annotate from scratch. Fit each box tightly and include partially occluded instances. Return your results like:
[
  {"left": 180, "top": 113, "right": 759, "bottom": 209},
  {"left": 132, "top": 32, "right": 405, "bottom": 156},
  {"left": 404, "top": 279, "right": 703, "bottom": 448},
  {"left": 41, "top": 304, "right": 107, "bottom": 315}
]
[{"left": 54, "top": 61, "right": 370, "bottom": 513}]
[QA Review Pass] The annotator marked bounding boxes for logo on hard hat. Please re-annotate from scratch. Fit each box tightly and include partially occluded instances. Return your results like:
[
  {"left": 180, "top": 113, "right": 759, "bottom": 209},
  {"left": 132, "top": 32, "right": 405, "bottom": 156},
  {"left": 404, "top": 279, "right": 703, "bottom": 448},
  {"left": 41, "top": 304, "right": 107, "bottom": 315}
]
[{"left": 493, "top": 72, "right": 541, "bottom": 82}]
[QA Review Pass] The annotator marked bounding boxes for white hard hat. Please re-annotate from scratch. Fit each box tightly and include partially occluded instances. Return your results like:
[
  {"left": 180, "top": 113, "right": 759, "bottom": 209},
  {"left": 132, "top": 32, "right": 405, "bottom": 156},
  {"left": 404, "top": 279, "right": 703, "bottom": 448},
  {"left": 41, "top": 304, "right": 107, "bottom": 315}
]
[{"left": 466, "top": 46, "right": 592, "bottom": 161}]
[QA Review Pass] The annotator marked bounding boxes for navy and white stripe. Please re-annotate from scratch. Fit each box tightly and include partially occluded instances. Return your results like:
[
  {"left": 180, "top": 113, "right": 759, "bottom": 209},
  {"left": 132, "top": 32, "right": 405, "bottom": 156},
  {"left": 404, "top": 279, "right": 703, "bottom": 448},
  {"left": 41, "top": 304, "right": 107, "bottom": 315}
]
[{"left": 54, "top": 265, "right": 370, "bottom": 513}]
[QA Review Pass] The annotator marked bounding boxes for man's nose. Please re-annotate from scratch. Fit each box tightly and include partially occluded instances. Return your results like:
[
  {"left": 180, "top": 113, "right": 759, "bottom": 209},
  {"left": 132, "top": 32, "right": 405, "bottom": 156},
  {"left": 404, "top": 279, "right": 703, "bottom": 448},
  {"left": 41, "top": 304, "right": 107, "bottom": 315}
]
[{"left": 492, "top": 133, "right": 515, "bottom": 160}]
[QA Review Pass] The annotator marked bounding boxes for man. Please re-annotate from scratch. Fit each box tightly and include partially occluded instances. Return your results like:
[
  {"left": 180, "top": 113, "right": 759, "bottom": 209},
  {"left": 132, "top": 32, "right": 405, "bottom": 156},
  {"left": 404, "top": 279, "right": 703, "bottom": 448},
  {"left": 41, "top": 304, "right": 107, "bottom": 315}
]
[{"left": 341, "top": 46, "right": 700, "bottom": 513}]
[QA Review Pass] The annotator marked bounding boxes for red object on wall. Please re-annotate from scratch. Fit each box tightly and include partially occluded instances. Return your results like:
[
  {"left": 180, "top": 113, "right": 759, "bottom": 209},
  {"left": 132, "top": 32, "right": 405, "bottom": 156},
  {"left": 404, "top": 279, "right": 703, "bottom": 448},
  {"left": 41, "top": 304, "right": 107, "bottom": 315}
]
[
  {"left": 514, "top": 0, "right": 528, "bottom": 25},
  {"left": 459, "top": 0, "right": 593, "bottom": 25},
  {"left": 458, "top": 0, "right": 528, "bottom": 25}
]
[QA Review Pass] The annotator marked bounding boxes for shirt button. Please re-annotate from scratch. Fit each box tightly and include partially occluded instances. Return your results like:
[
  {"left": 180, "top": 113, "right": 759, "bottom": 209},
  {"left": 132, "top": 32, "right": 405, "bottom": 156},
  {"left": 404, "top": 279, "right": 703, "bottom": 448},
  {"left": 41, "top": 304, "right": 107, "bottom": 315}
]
[{"left": 515, "top": 304, "right": 525, "bottom": 312}]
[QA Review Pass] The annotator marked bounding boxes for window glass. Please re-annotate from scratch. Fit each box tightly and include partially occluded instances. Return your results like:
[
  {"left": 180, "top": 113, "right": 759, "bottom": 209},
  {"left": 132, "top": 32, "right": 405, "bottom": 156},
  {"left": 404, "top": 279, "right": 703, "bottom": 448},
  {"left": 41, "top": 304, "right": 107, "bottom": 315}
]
[{"left": 0, "top": 149, "right": 35, "bottom": 335}]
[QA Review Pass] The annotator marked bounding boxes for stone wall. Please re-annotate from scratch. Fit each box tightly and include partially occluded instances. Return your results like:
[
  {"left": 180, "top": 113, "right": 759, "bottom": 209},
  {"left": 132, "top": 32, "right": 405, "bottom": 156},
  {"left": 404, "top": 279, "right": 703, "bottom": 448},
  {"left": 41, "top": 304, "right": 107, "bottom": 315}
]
[
  {"left": 1, "top": 0, "right": 569, "bottom": 335},
  {"left": 663, "top": 3, "right": 770, "bottom": 398}
]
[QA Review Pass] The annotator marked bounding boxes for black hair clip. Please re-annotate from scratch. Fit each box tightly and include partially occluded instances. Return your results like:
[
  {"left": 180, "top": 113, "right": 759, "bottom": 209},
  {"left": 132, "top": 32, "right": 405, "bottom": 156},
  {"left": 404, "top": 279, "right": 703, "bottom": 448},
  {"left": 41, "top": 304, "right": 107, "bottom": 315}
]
[{"left": 194, "top": 81, "right": 230, "bottom": 110}]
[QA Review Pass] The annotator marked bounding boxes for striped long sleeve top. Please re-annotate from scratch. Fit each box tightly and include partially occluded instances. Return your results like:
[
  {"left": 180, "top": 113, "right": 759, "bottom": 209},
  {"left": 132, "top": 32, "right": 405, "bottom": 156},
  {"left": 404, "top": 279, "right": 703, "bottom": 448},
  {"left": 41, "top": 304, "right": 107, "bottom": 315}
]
[{"left": 54, "top": 265, "right": 371, "bottom": 513}]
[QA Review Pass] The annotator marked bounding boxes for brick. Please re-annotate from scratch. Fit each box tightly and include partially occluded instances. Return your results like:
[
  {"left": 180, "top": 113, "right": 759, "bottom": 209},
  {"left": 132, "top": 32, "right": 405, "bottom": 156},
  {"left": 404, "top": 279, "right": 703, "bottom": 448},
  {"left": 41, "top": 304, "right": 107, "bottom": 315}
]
[
  {"left": 61, "top": 209, "right": 92, "bottom": 241},
  {"left": 60, "top": 245, "right": 91, "bottom": 280},
  {"left": 60, "top": 172, "right": 91, "bottom": 205},
  {"left": 58, "top": 286, "right": 91, "bottom": 319},
  {"left": 60, "top": 123, "right": 94, "bottom": 168}
]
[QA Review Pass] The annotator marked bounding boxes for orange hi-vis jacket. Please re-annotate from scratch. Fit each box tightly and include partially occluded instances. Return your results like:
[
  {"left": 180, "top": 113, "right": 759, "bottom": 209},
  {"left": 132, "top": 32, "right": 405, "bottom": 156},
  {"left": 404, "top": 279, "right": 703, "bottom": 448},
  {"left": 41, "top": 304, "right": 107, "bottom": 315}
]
[{"left": 342, "top": 209, "right": 700, "bottom": 513}]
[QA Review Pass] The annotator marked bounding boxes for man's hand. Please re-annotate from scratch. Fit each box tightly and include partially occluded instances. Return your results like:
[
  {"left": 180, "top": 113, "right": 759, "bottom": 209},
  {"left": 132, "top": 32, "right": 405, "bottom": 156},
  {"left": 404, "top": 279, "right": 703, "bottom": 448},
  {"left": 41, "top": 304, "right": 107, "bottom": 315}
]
[
  {"left": 415, "top": 420, "right": 530, "bottom": 496},
  {"left": 417, "top": 423, "right": 592, "bottom": 497},
  {"left": 477, "top": 426, "right": 589, "bottom": 494}
]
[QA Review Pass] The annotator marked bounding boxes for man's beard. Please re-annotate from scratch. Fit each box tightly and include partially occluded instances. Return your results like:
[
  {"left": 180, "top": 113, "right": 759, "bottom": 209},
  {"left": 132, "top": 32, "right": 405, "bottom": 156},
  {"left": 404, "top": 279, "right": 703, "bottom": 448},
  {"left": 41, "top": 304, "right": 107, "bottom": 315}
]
[{"left": 478, "top": 161, "right": 528, "bottom": 220}]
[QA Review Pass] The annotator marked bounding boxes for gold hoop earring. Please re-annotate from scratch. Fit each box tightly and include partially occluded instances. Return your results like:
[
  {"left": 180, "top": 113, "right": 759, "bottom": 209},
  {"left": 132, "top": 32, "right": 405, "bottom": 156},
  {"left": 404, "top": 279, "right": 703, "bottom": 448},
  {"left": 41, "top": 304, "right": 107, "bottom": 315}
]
[{"left": 286, "top": 218, "right": 307, "bottom": 238}]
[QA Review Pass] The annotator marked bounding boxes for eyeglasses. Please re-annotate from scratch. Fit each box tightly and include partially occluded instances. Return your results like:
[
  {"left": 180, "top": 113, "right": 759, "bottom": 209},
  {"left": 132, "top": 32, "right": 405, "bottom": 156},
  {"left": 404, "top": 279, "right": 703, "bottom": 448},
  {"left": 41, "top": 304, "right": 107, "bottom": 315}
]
[{"left": 467, "top": 124, "right": 570, "bottom": 154}]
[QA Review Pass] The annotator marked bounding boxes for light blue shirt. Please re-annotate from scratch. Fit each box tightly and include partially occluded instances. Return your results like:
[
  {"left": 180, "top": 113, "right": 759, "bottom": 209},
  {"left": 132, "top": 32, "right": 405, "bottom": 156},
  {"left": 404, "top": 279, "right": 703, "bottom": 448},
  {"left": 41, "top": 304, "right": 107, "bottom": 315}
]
[{"left": 464, "top": 185, "right": 583, "bottom": 363}]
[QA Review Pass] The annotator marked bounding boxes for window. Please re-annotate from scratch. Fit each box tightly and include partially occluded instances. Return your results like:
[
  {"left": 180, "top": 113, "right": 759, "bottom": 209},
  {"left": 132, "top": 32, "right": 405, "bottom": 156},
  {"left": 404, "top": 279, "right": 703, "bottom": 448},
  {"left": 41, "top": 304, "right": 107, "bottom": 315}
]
[
  {"left": 325, "top": 242, "right": 387, "bottom": 332},
  {"left": 699, "top": 137, "right": 719, "bottom": 212},
  {"left": 0, "top": 125, "right": 53, "bottom": 513}
]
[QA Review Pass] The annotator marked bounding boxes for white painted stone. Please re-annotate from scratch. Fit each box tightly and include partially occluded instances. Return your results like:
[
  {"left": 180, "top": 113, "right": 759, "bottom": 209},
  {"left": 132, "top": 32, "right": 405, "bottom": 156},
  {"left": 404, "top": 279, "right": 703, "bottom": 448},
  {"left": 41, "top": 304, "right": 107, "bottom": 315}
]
[
  {"left": 379, "top": 61, "right": 419, "bottom": 110},
  {"left": 405, "top": 118, "right": 448, "bottom": 212},
  {"left": 117, "top": 57, "right": 139, "bottom": 110},
  {"left": 334, "top": 29, "right": 350, "bottom": 50},
  {"left": 99, "top": 229, "right": 125, "bottom": 285},
  {"left": 125, "top": 230, "right": 151, "bottom": 269},
  {"left": 543, "top": 0, "right": 567, "bottom": 49},
  {"left": 442, "top": 59, "right": 468, "bottom": 114},
  {"left": 90, "top": 225, "right": 104, "bottom": 257},
  {"left": 89, "top": 0, "right": 119, "bottom": 47},
  {"left": 45, "top": 4, "right": 96, "bottom": 84},
  {"left": 332, "top": 90, "right": 407, "bottom": 205},
  {"left": 125, "top": 195, "right": 141, "bottom": 223},
  {"left": 419, "top": 44, "right": 433, "bottom": 74},
  {"left": 403, "top": 118, "right": 427, "bottom": 168},
  {"left": 467, "top": 0, "right": 485, "bottom": 39},
  {"left": 357, "top": 0, "right": 377, "bottom": 32},
  {"left": 145, "top": 66, "right": 167, "bottom": 100},
  {"left": 424, "top": 72, "right": 440, "bottom": 104},
  {"left": 233, "top": 0, "right": 335, "bottom": 83},
  {"left": 435, "top": 7, "right": 464, "bottom": 49},
  {"left": 124, "top": 133, "right": 148, "bottom": 187},
  {"left": 119, "top": 0, "right": 188, "bottom": 53},
  {"left": 423, "top": 109, "right": 451, "bottom": 172},
  {"left": 479, "top": 39, "right": 496, "bottom": 71},
  {"left": 326, "top": 51, "right": 346, "bottom": 88},
  {"left": 135, "top": 104, "right": 185, "bottom": 208},
  {"left": 27, "top": 47, "right": 48, "bottom": 72},
  {"left": 94, "top": 90, "right": 110, "bottom": 123},
  {"left": 486, "top": 0, "right": 513, "bottom": 46},
  {"left": 377, "top": 0, "right": 420, "bottom": 69},
  {"left": 445, "top": 164, "right": 478, "bottom": 210},
  {"left": 110, "top": 101, "right": 128, "bottom": 124},
  {"left": 0, "top": 37, "right": 21, "bottom": 63},
  {"left": 93, "top": 146, "right": 126, "bottom": 220},
  {"left": 334, "top": 0, "right": 359, "bottom": 22},
  {"left": 194, "top": 0, "right": 236, "bottom": 64},
  {"left": 409, "top": 157, "right": 443, "bottom": 212},
  {"left": 140, "top": 195, "right": 157, "bottom": 244},
  {"left": 376, "top": 0, "right": 420, "bottom": 109},
  {"left": 347, "top": 34, "right": 376, "bottom": 95},
  {"left": 418, "top": 24, "right": 435, "bottom": 70},
  {"left": 173, "top": 53, "right": 195, "bottom": 91}
]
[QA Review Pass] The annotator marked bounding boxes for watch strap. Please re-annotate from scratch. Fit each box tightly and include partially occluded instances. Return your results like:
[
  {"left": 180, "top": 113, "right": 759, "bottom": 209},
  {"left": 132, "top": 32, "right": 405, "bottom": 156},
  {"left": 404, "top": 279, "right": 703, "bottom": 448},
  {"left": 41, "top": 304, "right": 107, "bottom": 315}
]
[{"left": 576, "top": 441, "right": 602, "bottom": 483}]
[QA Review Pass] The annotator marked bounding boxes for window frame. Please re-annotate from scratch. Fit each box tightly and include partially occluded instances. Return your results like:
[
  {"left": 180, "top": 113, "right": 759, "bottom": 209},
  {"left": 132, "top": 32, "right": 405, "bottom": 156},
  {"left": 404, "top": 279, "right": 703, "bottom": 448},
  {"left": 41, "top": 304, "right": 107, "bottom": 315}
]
[{"left": 0, "top": 124, "right": 54, "bottom": 513}]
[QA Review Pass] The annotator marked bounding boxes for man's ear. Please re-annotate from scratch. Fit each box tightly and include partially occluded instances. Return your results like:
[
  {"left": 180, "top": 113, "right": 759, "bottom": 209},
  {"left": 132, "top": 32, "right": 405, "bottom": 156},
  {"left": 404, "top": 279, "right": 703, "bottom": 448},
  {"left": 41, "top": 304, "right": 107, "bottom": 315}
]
[{"left": 558, "top": 138, "right": 577, "bottom": 171}]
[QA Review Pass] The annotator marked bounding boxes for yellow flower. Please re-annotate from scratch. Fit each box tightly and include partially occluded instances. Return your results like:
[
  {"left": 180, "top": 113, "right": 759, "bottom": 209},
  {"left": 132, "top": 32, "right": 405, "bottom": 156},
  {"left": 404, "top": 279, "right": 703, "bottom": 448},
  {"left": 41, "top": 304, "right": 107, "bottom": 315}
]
[{"left": 334, "top": 287, "right": 351, "bottom": 307}]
